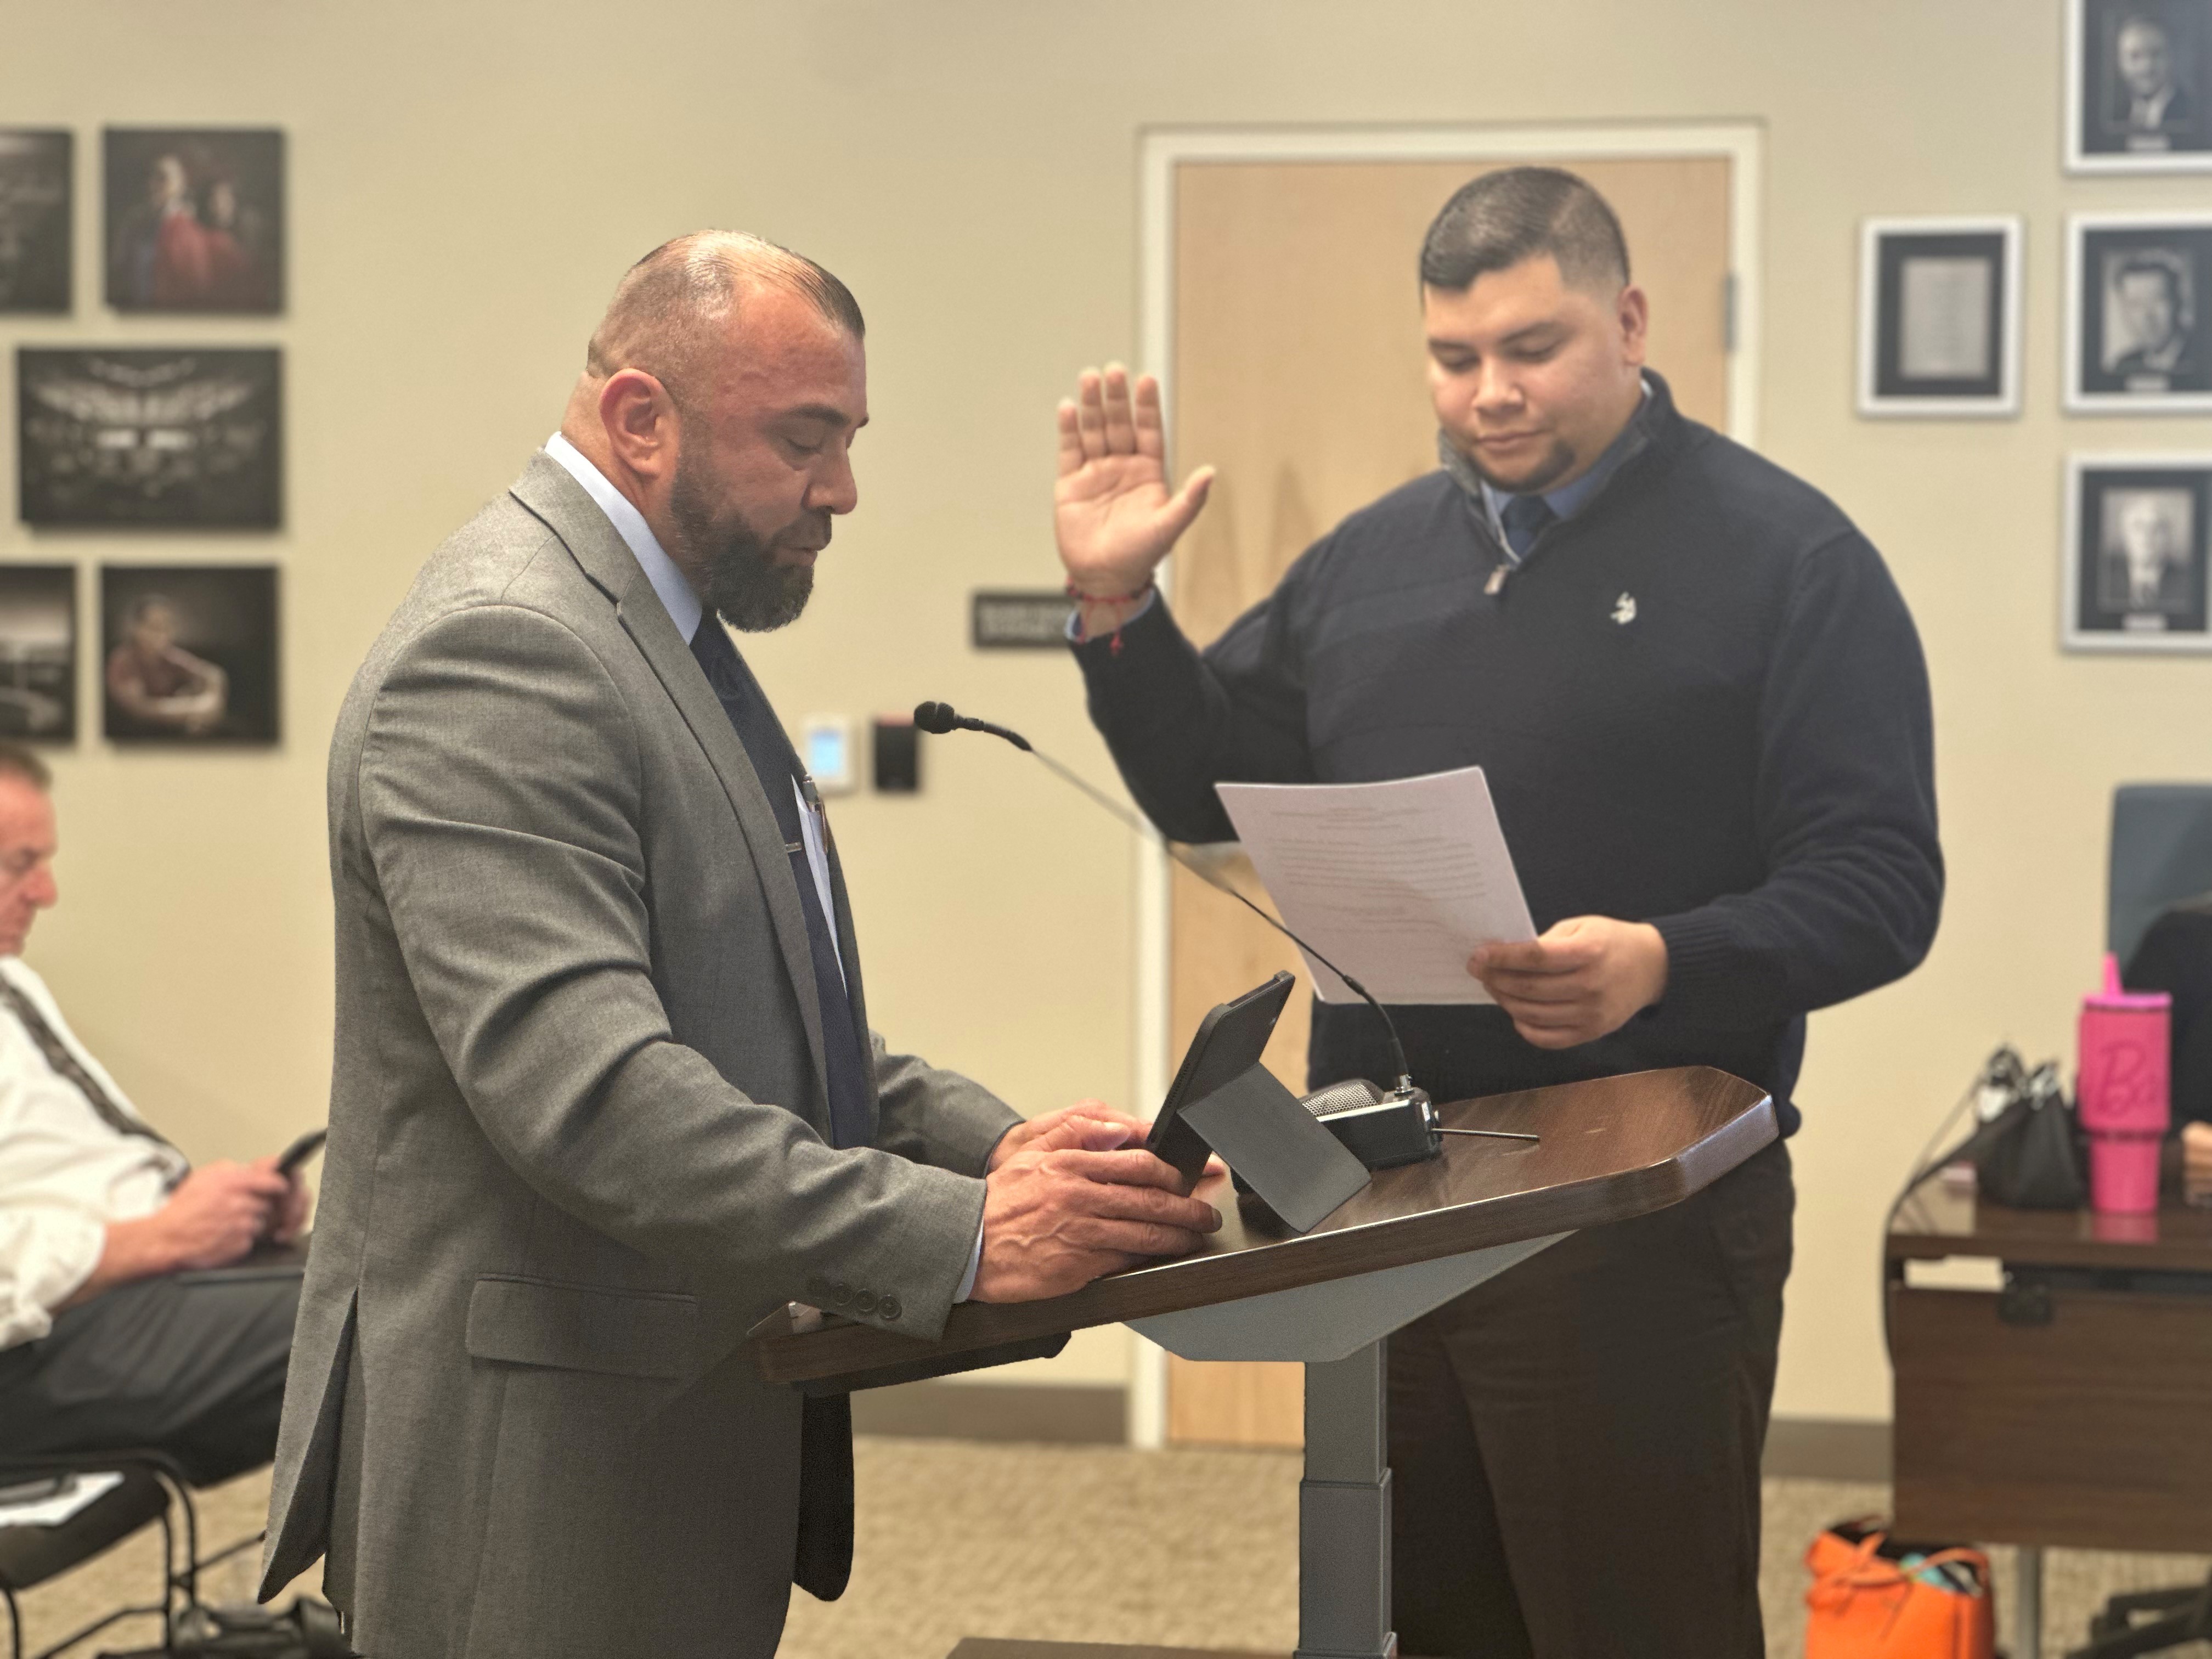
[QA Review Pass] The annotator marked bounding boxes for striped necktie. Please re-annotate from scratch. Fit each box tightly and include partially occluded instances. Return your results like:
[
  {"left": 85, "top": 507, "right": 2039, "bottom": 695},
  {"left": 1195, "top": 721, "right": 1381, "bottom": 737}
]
[{"left": 0, "top": 974, "right": 178, "bottom": 1155}]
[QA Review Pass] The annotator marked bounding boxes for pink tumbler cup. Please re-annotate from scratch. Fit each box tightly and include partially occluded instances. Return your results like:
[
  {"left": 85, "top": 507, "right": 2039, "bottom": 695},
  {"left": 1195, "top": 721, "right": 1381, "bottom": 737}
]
[{"left": 2078, "top": 954, "right": 2170, "bottom": 1214}]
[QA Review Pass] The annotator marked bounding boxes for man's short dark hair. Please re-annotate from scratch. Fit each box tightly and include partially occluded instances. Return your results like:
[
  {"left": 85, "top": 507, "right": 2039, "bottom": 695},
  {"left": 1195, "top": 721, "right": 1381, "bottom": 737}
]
[
  {"left": 2116, "top": 255, "right": 2185, "bottom": 302},
  {"left": 1419, "top": 167, "right": 1632, "bottom": 295},
  {"left": 0, "top": 742, "right": 52, "bottom": 791}
]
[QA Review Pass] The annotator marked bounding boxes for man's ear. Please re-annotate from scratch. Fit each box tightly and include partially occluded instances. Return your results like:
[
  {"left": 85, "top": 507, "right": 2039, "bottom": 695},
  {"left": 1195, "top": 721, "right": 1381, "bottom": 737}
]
[
  {"left": 1616, "top": 284, "right": 1650, "bottom": 368},
  {"left": 599, "top": 369, "right": 678, "bottom": 483}
]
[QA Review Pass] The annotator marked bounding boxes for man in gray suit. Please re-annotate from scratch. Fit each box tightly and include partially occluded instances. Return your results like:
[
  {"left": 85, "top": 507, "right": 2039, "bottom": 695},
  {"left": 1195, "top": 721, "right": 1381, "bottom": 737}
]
[{"left": 258, "top": 232, "right": 1220, "bottom": 1657}]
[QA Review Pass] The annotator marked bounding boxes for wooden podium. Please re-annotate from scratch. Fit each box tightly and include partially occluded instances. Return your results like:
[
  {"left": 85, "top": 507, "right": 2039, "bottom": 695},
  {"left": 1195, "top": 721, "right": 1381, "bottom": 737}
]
[{"left": 751, "top": 1067, "right": 1776, "bottom": 1659}]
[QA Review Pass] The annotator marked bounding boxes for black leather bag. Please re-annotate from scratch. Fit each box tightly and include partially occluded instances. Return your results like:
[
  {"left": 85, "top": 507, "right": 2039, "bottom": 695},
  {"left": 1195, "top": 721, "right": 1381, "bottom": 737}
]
[{"left": 1946, "top": 1048, "right": 2087, "bottom": 1210}]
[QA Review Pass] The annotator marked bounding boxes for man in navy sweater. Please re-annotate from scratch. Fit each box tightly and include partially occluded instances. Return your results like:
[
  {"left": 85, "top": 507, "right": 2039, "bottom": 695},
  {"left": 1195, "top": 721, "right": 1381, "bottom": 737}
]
[{"left": 1054, "top": 168, "right": 1942, "bottom": 1657}]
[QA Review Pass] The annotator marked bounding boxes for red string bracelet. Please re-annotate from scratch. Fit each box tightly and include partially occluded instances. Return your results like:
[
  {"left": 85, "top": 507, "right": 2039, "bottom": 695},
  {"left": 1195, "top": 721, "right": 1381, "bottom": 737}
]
[{"left": 1066, "top": 580, "right": 1154, "bottom": 656}]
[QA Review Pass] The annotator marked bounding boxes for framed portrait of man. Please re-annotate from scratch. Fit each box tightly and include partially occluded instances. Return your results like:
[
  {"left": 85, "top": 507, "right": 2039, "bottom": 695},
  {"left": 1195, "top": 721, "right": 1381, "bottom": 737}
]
[
  {"left": 0, "top": 131, "right": 71, "bottom": 314},
  {"left": 17, "top": 347, "right": 283, "bottom": 528},
  {"left": 2070, "top": 0, "right": 2212, "bottom": 170},
  {"left": 2068, "top": 213, "right": 2212, "bottom": 411},
  {"left": 103, "top": 127, "right": 283, "bottom": 314},
  {"left": 99, "top": 566, "right": 278, "bottom": 744},
  {"left": 2066, "top": 456, "right": 2212, "bottom": 650},
  {"left": 1858, "top": 217, "right": 2022, "bottom": 417}
]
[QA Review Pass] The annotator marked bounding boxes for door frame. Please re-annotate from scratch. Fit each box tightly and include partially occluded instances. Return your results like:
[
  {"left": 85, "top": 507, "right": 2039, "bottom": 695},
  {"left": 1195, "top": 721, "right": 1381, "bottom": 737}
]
[{"left": 1125, "top": 121, "right": 1766, "bottom": 1448}]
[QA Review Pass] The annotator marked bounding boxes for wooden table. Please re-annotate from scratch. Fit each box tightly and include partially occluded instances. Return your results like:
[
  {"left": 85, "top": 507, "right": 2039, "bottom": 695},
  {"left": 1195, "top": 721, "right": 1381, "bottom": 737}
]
[
  {"left": 1887, "top": 1166, "right": 2212, "bottom": 1659},
  {"left": 752, "top": 1068, "right": 1776, "bottom": 1659}
]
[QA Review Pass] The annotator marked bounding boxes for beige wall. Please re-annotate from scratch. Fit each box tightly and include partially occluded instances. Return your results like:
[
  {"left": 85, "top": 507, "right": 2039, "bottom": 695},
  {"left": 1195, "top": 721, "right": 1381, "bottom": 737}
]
[{"left": 6, "top": 1, "right": 2209, "bottom": 1418}]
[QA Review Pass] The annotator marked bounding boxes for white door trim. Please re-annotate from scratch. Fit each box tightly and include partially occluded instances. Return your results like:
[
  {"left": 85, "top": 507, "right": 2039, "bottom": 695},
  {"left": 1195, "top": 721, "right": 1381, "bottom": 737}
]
[{"left": 1126, "top": 121, "right": 1765, "bottom": 1449}]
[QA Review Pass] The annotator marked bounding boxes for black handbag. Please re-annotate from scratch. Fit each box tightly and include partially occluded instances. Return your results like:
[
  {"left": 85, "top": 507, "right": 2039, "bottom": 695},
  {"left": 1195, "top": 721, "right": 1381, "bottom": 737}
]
[{"left": 1944, "top": 1047, "right": 2088, "bottom": 1210}]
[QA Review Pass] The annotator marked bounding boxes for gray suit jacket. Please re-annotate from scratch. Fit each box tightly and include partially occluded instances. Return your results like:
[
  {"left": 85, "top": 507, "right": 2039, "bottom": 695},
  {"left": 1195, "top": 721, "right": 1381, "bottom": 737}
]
[{"left": 260, "top": 454, "right": 1019, "bottom": 1657}]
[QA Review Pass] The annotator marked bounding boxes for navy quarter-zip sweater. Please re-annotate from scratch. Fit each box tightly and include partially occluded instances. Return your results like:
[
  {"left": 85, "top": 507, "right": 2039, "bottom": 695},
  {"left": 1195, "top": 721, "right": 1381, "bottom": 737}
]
[{"left": 1075, "top": 374, "right": 1942, "bottom": 1135}]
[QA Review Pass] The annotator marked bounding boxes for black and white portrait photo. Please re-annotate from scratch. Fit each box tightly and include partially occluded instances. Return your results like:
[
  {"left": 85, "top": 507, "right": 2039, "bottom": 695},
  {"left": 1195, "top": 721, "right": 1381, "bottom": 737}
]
[
  {"left": 2069, "top": 214, "right": 2212, "bottom": 411},
  {"left": 18, "top": 348, "right": 283, "bottom": 528},
  {"left": 2071, "top": 0, "right": 2212, "bottom": 169},
  {"left": 103, "top": 128, "right": 283, "bottom": 313},
  {"left": 99, "top": 566, "right": 278, "bottom": 744},
  {"left": 0, "top": 568, "right": 78, "bottom": 743},
  {"left": 2067, "top": 458, "right": 2212, "bottom": 649},
  {"left": 1859, "top": 218, "right": 2022, "bottom": 417},
  {"left": 0, "top": 131, "right": 71, "bottom": 313}
]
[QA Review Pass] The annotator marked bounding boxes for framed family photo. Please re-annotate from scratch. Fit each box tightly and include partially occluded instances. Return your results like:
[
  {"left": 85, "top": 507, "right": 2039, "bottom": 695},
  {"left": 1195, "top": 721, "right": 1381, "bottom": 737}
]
[
  {"left": 2066, "top": 455, "right": 2212, "bottom": 650},
  {"left": 17, "top": 347, "right": 283, "bottom": 528},
  {"left": 1858, "top": 217, "right": 2023, "bottom": 417},
  {"left": 103, "top": 127, "right": 283, "bottom": 313},
  {"left": 2069, "top": 0, "right": 2212, "bottom": 171},
  {"left": 2067, "top": 212, "right": 2212, "bottom": 412},
  {"left": 99, "top": 565, "right": 278, "bottom": 744}
]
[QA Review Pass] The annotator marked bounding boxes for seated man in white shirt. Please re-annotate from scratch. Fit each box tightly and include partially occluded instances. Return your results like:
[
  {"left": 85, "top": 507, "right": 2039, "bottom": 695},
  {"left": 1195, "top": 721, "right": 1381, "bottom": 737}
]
[{"left": 0, "top": 743, "right": 309, "bottom": 1486}]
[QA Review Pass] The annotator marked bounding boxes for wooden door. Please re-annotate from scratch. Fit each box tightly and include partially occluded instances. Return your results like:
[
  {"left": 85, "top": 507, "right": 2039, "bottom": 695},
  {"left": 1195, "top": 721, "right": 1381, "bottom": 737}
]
[{"left": 1164, "top": 154, "right": 1735, "bottom": 1448}]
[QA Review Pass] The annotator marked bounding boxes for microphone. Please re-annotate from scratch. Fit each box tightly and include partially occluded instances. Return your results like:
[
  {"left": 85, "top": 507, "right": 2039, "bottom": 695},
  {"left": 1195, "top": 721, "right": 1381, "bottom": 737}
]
[{"left": 912, "top": 699, "right": 1538, "bottom": 1157}]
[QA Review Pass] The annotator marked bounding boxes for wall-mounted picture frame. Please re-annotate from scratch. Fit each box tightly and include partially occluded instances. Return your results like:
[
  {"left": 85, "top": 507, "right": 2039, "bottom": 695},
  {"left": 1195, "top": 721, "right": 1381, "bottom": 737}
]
[
  {"left": 0, "top": 567, "right": 77, "bottom": 743},
  {"left": 0, "top": 130, "right": 72, "bottom": 314},
  {"left": 2066, "top": 455, "right": 2212, "bottom": 651},
  {"left": 2067, "top": 212, "right": 2212, "bottom": 413},
  {"left": 1858, "top": 217, "right": 2023, "bottom": 417},
  {"left": 2069, "top": 0, "right": 2212, "bottom": 171},
  {"left": 100, "top": 565, "right": 278, "bottom": 744},
  {"left": 103, "top": 127, "right": 283, "bottom": 313},
  {"left": 18, "top": 347, "right": 283, "bottom": 529}
]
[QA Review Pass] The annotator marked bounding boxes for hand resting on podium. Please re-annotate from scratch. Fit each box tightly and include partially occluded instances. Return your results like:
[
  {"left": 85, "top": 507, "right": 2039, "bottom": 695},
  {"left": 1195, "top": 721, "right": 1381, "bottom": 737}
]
[{"left": 972, "top": 1102, "right": 1223, "bottom": 1302}]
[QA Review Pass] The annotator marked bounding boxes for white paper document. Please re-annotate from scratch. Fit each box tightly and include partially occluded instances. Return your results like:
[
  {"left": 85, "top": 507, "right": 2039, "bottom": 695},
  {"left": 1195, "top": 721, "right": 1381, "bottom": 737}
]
[
  {"left": 0, "top": 1470, "right": 123, "bottom": 1528},
  {"left": 1214, "top": 767, "right": 1536, "bottom": 1005}
]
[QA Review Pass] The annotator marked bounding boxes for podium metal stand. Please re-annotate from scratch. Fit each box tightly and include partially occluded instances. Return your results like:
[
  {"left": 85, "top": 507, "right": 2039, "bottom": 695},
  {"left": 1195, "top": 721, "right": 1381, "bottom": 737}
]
[{"left": 749, "top": 1066, "right": 1776, "bottom": 1659}]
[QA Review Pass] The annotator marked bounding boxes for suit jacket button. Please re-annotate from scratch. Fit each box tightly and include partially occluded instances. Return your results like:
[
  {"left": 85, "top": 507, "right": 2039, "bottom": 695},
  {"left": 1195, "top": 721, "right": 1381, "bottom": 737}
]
[
  {"left": 854, "top": 1290, "right": 878, "bottom": 1315},
  {"left": 806, "top": 1276, "right": 830, "bottom": 1299},
  {"left": 879, "top": 1295, "right": 901, "bottom": 1321},
  {"left": 831, "top": 1282, "right": 853, "bottom": 1305}
]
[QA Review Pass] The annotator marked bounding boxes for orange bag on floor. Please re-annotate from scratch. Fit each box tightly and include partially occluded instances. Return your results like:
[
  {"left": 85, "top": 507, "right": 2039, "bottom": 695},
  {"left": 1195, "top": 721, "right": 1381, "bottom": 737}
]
[{"left": 1805, "top": 1516, "right": 1996, "bottom": 1659}]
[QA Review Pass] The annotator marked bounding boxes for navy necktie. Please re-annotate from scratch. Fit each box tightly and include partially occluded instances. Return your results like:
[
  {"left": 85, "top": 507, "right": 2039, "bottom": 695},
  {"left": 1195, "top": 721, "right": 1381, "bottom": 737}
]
[
  {"left": 1499, "top": 493, "right": 1556, "bottom": 561},
  {"left": 687, "top": 618, "right": 872, "bottom": 1152}
]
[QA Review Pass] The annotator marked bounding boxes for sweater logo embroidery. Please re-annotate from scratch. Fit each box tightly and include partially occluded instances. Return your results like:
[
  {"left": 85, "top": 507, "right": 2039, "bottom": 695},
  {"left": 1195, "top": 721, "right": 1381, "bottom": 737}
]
[{"left": 1611, "top": 592, "right": 1638, "bottom": 626}]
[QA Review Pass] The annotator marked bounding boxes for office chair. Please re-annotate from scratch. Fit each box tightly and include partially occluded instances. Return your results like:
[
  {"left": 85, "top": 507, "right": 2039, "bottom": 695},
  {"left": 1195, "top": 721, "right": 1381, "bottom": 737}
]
[
  {"left": 0, "top": 1451, "right": 345, "bottom": 1659},
  {"left": 2108, "top": 784, "right": 2212, "bottom": 970}
]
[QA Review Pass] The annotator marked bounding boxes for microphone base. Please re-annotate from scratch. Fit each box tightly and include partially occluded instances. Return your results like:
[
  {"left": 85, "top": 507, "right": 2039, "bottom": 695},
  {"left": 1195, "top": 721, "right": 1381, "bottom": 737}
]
[{"left": 1300, "top": 1079, "right": 1442, "bottom": 1170}]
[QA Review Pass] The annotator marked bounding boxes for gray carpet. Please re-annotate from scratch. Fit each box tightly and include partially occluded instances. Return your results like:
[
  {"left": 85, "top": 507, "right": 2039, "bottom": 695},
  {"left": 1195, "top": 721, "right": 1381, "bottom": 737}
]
[{"left": 11, "top": 1442, "right": 2209, "bottom": 1657}]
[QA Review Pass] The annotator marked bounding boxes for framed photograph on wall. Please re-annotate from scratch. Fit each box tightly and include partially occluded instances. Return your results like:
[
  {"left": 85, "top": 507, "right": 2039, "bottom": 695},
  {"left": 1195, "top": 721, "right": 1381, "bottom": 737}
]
[
  {"left": 2067, "top": 213, "right": 2212, "bottom": 411},
  {"left": 1858, "top": 217, "right": 2023, "bottom": 417},
  {"left": 18, "top": 348, "right": 282, "bottom": 528},
  {"left": 0, "top": 567, "right": 77, "bottom": 743},
  {"left": 0, "top": 131, "right": 72, "bottom": 313},
  {"left": 2066, "top": 455, "right": 2212, "bottom": 650},
  {"left": 103, "top": 127, "right": 283, "bottom": 313},
  {"left": 99, "top": 566, "right": 278, "bottom": 744},
  {"left": 2069, "top": 0, "right": 2212, "bottom": 171}
]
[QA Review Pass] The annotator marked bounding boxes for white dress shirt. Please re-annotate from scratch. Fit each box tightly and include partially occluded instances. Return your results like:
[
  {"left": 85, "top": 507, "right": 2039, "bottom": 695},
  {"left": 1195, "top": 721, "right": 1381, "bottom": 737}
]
[
  {"left": 0, "top": 956, "right": 187, "bottom": 1350},
  {"left": 541, "top": 436, "right": 985, "bottom": 1297}
]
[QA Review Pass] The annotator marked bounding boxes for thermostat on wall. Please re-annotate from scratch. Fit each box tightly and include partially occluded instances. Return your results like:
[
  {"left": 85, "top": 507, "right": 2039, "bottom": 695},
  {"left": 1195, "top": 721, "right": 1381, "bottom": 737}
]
[{"left": 802, "top": 716, "right": 857, "bottom": 795}]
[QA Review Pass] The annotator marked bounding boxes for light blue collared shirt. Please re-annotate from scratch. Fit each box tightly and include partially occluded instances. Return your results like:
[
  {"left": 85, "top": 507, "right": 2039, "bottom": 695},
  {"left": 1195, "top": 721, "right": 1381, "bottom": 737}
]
[
  {"left": 1475, "top": 377, "right": 1654, "bottom": 568},
  {"left": 543, "top": 433, "right": 988, "bottom": 1300}
]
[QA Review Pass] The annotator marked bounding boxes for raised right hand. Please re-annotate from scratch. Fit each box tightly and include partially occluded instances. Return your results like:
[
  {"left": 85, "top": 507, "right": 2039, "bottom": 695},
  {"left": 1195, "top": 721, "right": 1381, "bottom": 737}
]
[
  {"left": 151, "top": 1160, "right": 291, "bottom": 1271},
  {"left": 972, "top": 1112, "right": 1221, "bottom": 1302},
  {"left": 1054, "top": 364, "right": 1215, "bottom": 600}
]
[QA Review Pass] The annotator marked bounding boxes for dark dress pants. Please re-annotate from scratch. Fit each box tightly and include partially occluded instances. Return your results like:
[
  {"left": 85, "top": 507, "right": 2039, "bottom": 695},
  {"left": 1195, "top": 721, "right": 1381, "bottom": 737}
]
[
  {"left": 1389, "top": 1139, "right": 1793, "bottom": 1659},
  {"left": 0, "top": 1267, "right": 302, "bottom": 1488}
]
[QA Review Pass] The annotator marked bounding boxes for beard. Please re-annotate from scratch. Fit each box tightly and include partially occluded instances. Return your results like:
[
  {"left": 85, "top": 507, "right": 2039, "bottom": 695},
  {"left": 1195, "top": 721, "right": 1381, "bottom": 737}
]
[
  {"left": 1461, "top": 435, "right": 1579, "bottom": 495},
  {"left": 668, "top": 445, "right": 819, "bottom": 634}
]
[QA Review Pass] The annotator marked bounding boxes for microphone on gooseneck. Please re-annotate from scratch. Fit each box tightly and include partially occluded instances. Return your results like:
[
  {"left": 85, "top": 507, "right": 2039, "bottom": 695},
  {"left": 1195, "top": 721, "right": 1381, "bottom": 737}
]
[{"left": 912, "top": 699, "right": 1538, "bottom": 1154}]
